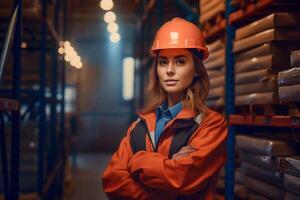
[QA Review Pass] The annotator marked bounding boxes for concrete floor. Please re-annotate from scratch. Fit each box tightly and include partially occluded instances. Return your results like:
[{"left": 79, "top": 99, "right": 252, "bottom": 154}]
[{"left": 70, "top": 153, "right": 113, "bottom": 200}]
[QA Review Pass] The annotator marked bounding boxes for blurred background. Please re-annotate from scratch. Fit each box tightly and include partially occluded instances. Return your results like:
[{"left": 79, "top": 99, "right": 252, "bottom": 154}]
[{"left": 0, "top": 0, "right": 300, "bottom": 200}]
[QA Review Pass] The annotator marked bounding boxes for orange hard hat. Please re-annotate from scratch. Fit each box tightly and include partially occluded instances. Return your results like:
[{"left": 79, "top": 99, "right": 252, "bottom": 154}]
[{"left": 150, "top": 17, "right": 209, "bottom": 60}]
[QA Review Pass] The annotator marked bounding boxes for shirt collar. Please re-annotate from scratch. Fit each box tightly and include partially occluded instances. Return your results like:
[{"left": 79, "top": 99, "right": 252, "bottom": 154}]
[{"left": 156, "top": 101, "right": 183, "bottom": 120}]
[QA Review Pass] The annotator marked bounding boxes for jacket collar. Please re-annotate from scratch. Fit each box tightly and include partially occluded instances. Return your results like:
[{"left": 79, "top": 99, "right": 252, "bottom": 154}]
[{"left": 138, "top": 106, "right": 197, "bottom": 132}]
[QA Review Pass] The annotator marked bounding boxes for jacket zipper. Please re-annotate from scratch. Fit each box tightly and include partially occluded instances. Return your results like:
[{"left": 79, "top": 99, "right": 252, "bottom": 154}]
[
  {"left": 140, "top": 117, "right": 194, "bottom": 152},
  {"left": 140, "top": 118, "right": 170, "bottom": 152},
  {"left": 154, "top": 126, "right": 171, "bottom": 152},
  {"left": 140, "top": 118, "right": 156, "bottom": 151}
]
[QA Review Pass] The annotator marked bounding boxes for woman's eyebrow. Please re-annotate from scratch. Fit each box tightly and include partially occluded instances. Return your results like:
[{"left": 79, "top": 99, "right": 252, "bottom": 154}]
[
  {"left": 158, "top": 56, "right": 168, "bottom": 59},
  {"left": 159, "top": 55, "right": 187, "bottom": 59},
  {"left": 174, "top": 55, "right": 187, "bottom": 59}
]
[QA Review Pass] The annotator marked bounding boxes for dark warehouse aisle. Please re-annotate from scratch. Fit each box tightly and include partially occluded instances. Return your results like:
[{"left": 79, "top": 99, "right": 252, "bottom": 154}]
[{"left": 69, "top": 153, "right": 112, "bottom": 200}]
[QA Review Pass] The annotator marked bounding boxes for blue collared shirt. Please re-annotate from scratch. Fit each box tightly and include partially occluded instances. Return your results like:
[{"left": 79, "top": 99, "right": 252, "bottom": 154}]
[{"left": 155, "top": 101, "right": 183, "bottom": 146}]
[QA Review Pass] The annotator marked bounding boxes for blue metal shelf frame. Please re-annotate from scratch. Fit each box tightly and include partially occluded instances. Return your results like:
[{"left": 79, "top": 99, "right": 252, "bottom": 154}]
[
  {"left": 0, "top": 0, "right": 66, "bottom": 199},
  {"left": 58, "top": 0, "right": 67, "bottom": 198},
  {"left": 225, "top": 0, "right": 236, "bottom": 199},
  {"left": 0, "top": 111, "right": 11, "bottom": 200},
  {"left": 0, "top": 1, "right": 22, "bottom": 200},
  {"left": 11, "top": 1, "right": 22, "bottom": 200},
  {"left": 37, "top": 0, "right": 47, "bottom": 197}
]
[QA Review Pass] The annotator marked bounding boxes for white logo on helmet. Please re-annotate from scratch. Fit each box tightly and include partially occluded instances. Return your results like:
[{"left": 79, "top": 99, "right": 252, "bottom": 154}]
[{"left": 170, "top": 32, "right": 179, "bottom": 44}]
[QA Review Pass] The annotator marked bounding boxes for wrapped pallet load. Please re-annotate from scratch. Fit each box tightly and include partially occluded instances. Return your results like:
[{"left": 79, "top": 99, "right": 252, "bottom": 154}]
[
  {"left": 236, "top": 133, "right": 300, "bottom": 199},
  {"left": 278, "top": 50, "right": 300, "bottom": 109},
  {"left": 199, "top": 0, "right": 225, "bottom": 36},
  {"left": 204, "top": 39, "right": 225, "bottom": 110}
]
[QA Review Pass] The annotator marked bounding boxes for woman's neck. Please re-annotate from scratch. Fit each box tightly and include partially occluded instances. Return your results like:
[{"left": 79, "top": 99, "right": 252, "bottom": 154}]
[{"left": 167, "top": 93, "right": 183, "bottom": 107}]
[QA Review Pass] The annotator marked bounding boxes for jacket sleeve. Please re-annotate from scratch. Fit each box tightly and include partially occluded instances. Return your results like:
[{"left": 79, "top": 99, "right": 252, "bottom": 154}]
[
  {"left": 102, "top": 122, "right": 171, "bottom": 200},
  {"left": 128, "top": 114, "right": 228, "bottom": 195}
]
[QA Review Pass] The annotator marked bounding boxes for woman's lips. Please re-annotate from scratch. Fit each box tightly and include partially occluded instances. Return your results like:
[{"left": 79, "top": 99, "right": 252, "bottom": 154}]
[{"left": 165, "top": 80, "right": 178, "bottom": 86}]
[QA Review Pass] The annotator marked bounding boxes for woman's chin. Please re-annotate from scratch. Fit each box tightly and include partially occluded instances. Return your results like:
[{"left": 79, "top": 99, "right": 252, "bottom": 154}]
[{"left": 163, "top": 88, "right": 184, "bottom": 95}]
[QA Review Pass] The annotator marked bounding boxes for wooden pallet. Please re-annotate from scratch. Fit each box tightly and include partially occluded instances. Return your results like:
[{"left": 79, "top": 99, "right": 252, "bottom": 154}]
[
  {"left": 235, "top": 103, "right": 300, "bottom": 117},
  {"left": 235, "top": 104, "right": 289, "bottom": 116}
]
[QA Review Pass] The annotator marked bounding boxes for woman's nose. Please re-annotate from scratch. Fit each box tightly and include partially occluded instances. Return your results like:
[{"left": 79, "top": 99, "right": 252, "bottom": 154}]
[{"left": 166, "top": 62, "right": 175, "bottom": 75}]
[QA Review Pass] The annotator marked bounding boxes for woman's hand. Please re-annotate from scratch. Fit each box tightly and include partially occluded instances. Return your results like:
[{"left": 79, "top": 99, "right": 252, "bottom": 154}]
[{"left": 172, "top": 145, "right": 197, "bottom": 160}]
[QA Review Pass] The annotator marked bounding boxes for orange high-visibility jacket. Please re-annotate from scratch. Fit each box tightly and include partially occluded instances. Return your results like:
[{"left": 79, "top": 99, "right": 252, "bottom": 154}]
[{"left": 102, "top": 107, "right": 228, "bottom": 200}]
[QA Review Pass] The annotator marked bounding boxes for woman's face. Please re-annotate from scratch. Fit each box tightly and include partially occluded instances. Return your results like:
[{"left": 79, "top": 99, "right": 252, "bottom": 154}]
[{"left": 157, "top": 48, "right": 196, "bottom": 97}]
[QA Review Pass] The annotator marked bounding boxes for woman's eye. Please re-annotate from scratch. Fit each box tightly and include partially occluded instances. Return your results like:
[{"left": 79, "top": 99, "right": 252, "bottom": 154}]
[
  {"left": 176, "top": 58, "right": 186, "bottom": 65},
  {"left": 159, "top": 59, "right": 168, "bottom": 65}
]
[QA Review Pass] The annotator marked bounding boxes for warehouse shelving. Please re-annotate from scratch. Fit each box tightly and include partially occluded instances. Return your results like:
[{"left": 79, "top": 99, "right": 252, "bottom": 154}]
[
  {"left": 0, "top": 96, "right": 20, "bottom": 200},
  {"left": 0, "top": 0, "right": 67, "bottom": 199},
  {"left": 224, "top": 0, "right": 300, "bottom": 199},
  {"left": 0, "top": 3, "right": 21, "bottom": 200}
]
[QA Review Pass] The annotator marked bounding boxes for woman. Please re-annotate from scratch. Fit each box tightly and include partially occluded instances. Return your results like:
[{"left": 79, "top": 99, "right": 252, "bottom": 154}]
[{"left": 102, "top": 17, "right": 227, "bottom": 200}]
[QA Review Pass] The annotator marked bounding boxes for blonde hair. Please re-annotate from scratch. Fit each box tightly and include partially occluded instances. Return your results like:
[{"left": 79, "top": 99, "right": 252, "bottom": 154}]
[{"left": 140, "top": 49, "right": 210, "bottom": 114}]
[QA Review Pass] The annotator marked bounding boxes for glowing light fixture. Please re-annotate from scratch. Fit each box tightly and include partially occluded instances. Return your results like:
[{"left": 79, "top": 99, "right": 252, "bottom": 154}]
[
  {"left": 64, "top": 55, "right": 71, "bottom": 62},
  {"left": 59, "top": 40, "right": 83, "bottom": 69},
  {"left": 58, "top": 47, "right": 64, "bottom": 54},
  {"left": 21, "top": 42, "right": 27, "bottom": 48},
  {"left": 76, "top": 62, "right": 83, "bottom": 69},
  {"left": 104, "top": 11, "right": 116, "bottom": 23},
  {"left": 99, "top": 0, "right": 114, "bottom": 11},
  {"left": 122, "top": 57, "right": 135, "bottom": 100},
  {"left": 107, "top": 22, "right": 118, "bottom": 33},
  {"left": 64, "top": 41, "right": 71, "bottom": 47},
  {"left": 109, "top": 32, "right": 120, "bottom": 43}
]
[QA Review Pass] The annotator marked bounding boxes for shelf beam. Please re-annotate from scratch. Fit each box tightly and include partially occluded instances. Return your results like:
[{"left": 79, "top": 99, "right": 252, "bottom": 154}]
[
  {"left": 229, "top": 114, "right": 300, "bottom": 128},
  {"left": 0, "top": 97, "right": 20, "bottom": 111},
  {"left": 229, "top": 0, "right": 273, "bottom": 24}
]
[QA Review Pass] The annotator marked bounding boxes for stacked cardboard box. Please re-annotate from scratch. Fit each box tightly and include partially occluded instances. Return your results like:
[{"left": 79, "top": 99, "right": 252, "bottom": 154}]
[
  {"left": 233, "top": 13, "right": 300, "bottom": 106},
  {"left": 204, "top": 39, "right": 225, "bottom": 109}
]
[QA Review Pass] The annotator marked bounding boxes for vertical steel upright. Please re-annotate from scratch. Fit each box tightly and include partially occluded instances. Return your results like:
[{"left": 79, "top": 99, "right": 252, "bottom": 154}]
[
  {"left": 59, "top": 0, "right": 67, "bottom": 198},
  {"left": 48, "top": 0, "right": 60, "bottom": 189},
  {"left": 38, "top": 0, "right": 47, "bottom": 197},
  {"left": 49, "top": 11, "right": 59, "bottom": 174},
  {"left": 11, "top": 0, "right": 22, "bottom": 199},
  {"left": 0, "top": 110, "right": 10, "bottom": 200},
  {"left": 224, "top": 0, "right": 236, "bottom": 199}
]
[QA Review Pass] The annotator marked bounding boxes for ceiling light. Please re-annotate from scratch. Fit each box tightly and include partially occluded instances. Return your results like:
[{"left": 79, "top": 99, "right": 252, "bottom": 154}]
[
  {"left": 109, "top": 32, "right": 120, "bottom": 43},
  {"left": 99, "top": 0, "right": 114, "bottom": 11},
  {"left": 104, "top": 11, "right": 116, "bottom": 23},
  {"left": 107, "top": 22, "right": 118, "bottom": 33},
  {"left": 64, "top": 41, "right": 71, "bottom": 47},
  {"left": 58, "top": 47, "right": 64, "bottom": 54}
]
